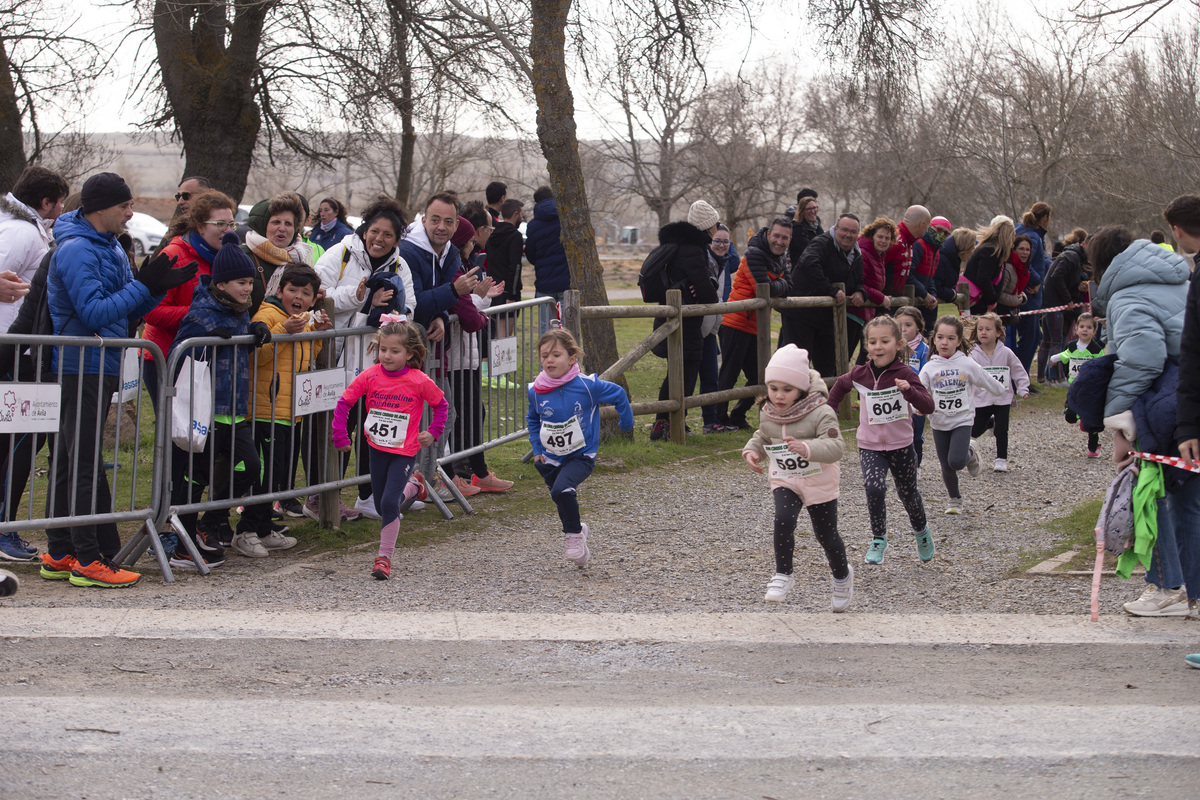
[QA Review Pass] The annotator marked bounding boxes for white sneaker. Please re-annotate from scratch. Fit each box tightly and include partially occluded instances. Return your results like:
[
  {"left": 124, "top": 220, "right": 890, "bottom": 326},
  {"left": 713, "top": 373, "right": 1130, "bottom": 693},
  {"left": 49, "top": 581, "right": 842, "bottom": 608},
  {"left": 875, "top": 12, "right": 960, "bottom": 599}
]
[
  {"left": 355, "top": 495, "right": 382, "bottom": 521},
  {"left": 258, "top": 530, "right": 297, "bottom": 550},
  {"left": 994, "top": 458, "right": 1008, "bottom": 472},
  {"left": 1122, "top": 584, "right": 1190, "bottom": 617},
  {"left": 966, "top": 442, "right": 981, "bottom": 477},
  {"left": 564, "top": 523, "right": 590, "bottom": 567},
  {"left": 231, "top": 531, "right": 269, "bottom": 558},
  {"left": 764, "top": 572, "right": 794, "bottom": 603},
  {"left": 945, "top": 498, "right": 963, "bottom": 515},
  {"left": 831, "top": 566, "right": 854, "bottom": 613},
  {"left": 408, "top": 500, "right": 425, "bottom": 512}
]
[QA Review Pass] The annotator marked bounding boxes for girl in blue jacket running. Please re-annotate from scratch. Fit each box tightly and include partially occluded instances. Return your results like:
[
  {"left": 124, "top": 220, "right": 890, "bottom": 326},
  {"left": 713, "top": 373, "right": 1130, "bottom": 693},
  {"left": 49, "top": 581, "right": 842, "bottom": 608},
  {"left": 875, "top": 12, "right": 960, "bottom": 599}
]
[{"left": 527, "top": 328, "right": 634, "bottom": 567}]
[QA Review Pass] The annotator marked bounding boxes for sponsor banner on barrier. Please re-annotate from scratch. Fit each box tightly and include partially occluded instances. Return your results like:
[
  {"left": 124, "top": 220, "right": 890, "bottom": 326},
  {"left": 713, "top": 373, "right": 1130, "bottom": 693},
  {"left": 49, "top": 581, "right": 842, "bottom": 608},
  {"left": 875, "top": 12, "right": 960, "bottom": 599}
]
[
  {"left": 292, "top": 368, "right": 346, "bottom": 417},
  {"left": 0, "top": 383, "right": 61, "bottom": 433},
  {"left": 490, "top": 336, "right": 519, "bottom": 376}
]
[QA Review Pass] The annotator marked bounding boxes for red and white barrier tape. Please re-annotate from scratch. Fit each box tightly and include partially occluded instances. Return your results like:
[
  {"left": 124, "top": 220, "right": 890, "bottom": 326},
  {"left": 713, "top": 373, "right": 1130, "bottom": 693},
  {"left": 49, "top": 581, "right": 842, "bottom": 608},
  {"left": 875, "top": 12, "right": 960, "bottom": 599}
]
[
  {"left": 960, "top": 301, "right": 1090, "bottom": 319},
  {"left": 1132, "top": 451, "right": 1200, "bottom": 474}
]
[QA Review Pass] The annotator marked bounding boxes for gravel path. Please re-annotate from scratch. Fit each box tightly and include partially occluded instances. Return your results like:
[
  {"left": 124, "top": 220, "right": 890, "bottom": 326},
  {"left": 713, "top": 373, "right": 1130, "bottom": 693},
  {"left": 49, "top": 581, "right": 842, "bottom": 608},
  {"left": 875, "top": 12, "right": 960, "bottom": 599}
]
[{"left": 6, "top": 396, "right": 1148, "bottom": 618}]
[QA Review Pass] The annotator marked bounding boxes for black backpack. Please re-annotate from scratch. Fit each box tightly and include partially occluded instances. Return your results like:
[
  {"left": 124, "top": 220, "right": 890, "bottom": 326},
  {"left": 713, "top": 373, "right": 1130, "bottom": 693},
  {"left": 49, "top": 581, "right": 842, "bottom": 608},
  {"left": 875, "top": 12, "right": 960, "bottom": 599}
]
[{"left": 637, "top": 243, "right": 680, "bottom": 303}]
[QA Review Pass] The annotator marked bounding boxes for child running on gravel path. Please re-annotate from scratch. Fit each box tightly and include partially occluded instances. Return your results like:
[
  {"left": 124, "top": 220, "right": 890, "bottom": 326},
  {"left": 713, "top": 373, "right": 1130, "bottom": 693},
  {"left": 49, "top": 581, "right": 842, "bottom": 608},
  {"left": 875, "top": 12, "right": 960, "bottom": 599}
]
[
  {"left": 1050, "top": 312, "right": 1106, "bottom": 457},
  {"left": 895, "top": 306, "right": 931, "bottom": 470},
  {"left": 968, "top": 312, "right": 1030, "bottom": 473},
  {"left": 920, "top": 315, "right": 1007, "bottom": 515},
  {"left": 527, "top": 329, "right": 633, "bottom": 568},
  {"left": 332, "top": 316, "right": 448, "bottom": 581},
  {"left": 829, "top": 317, "right": 936, "bottom": 566},
  {"left": 743, "top": 345, "right": 852, "bottom": 609}
]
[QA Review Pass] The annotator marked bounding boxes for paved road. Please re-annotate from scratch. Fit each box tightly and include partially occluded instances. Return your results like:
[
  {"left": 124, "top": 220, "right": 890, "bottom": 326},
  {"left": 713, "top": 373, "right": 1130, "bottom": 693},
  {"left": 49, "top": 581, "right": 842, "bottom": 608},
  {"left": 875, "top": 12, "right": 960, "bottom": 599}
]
[{"left": 1, "top": 610, "right": 1196, "bottom": 798}]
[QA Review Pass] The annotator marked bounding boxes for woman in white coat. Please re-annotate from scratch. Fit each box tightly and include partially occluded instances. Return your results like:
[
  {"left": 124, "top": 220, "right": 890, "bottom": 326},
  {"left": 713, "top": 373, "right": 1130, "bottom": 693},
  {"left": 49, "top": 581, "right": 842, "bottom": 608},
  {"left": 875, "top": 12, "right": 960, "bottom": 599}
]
[{"left": 313, "top": 195, "right": 416, "bottom": 521}]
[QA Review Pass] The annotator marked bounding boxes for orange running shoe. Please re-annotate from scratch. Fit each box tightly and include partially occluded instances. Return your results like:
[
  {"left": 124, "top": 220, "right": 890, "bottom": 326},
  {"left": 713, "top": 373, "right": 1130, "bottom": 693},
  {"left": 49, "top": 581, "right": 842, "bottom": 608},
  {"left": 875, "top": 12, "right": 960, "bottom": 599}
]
[
  {"left": 471, "top": 472, "right": 514, "bottom": 492},
  {"left": 69, "top": 557, "right": 141, "bottom": 588},
  {"left": 40, "top": 553, "right": 79, "bottom": 581},
  {"left": 450, "top": 475, "right": 482, "bottom": 497}
]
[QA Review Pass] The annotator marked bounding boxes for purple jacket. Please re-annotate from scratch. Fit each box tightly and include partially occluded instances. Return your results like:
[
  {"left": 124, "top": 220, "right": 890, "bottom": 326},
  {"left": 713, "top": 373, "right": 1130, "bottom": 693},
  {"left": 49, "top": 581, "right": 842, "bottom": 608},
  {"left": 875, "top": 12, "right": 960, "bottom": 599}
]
[{"left": 828, "top": 359, "right": 934, "bottom": 451}]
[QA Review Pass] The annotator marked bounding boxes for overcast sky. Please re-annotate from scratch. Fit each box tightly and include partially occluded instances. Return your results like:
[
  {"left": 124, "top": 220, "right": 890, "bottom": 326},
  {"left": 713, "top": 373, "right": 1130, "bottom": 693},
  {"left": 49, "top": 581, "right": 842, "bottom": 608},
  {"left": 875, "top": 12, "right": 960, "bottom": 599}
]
[{"left": 59, "top": 0, "right": 1183, "bottom": 137}]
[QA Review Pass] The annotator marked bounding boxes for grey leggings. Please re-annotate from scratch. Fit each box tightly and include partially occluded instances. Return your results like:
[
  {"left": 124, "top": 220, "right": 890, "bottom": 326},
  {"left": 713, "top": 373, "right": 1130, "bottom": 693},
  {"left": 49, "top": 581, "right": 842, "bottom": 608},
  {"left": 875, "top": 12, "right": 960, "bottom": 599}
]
[
  {"left": 858, "top": 447, "right": 927, "bottom": 538},
  {"left": 932, "top": 426, "right": 972, "bottom": 499}
]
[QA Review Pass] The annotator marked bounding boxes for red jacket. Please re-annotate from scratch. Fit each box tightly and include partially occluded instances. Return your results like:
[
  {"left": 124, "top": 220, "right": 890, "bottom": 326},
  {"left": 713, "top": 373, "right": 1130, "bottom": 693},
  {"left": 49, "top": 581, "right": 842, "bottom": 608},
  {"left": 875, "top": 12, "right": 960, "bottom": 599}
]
[
  {"left": 857, "top": 235, "right": 891, "bottom": 323},
  {"left": 141, "top": 235, "right": 212, "bottom": 361}
]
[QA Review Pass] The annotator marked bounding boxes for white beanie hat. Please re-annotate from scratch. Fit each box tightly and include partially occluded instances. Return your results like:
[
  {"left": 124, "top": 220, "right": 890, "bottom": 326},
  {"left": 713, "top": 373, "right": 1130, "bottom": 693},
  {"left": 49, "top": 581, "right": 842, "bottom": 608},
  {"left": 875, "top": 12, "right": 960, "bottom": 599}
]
[
  {"left": 687, "top": 200, "right": 719, "bottom": 232},
  {"left": 765, "top": 344, "right": 811, "bottom": 392}
]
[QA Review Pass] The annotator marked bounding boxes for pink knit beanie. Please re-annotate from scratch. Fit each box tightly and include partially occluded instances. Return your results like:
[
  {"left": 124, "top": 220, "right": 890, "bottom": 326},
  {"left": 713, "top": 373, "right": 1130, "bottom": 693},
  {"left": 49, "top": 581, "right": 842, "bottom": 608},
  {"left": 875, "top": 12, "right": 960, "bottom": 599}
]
[{"left": 765, "top": 344, "right": 811, "bottom": 392}]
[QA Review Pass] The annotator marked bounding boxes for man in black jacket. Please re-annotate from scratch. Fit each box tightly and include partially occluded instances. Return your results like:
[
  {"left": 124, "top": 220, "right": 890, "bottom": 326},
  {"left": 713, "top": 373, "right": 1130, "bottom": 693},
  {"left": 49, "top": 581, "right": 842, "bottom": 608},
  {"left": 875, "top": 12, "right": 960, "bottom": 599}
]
[
  {"left": 1166, "top": 195, "right": 1200, "bottom": 467},
  {"left": 782, "top": 213, "right": 864, "bottom": 377},
  {"left": 486, "top": 199, "right": 524, "bottom": 336},
  {"left": 649, "top": 201, "right": 720, "bottom": 441}
]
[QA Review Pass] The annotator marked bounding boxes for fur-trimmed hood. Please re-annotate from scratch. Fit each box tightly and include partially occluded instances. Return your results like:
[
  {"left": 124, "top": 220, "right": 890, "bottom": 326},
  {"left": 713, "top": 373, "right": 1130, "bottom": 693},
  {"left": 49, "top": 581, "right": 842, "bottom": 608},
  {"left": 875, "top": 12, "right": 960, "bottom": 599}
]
[{"left": 657, "top": 220, "right": 712, "bottom": 248}]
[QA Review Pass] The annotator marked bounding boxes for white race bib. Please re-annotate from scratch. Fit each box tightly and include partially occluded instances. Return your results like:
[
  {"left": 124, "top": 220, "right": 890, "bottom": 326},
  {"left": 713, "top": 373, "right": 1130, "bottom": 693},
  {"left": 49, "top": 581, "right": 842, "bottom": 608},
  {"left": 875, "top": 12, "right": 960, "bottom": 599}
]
[
  {"left": 539, "top": 416, "right": 585, "bottom": 456},
  {"left": 982, "top": 366, "right": 1010, "bottom": 391},
  {"left": 933, "top": 384, "right": 967, "bottom": 413},
  {"left": 862, "top": 385, "right": 909, "bottom": 425},
  {"left": 907, "top": 355, "right": 922, "bottom": 373},
  {"left": 364, "top": 408, "right": 410, "bottom": 449},
  {"left": 1068, "top": 356, "right": 1088, "bottom": 381},
  {"left": 764, "top": 443, "right": 824, "bottom": 480}
]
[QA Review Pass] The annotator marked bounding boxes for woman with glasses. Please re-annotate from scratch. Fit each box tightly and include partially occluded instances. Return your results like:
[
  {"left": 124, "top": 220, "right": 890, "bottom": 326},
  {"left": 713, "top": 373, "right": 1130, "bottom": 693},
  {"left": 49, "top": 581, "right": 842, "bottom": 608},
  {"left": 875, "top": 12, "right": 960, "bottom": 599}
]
[{"left": 142, "top": 189, "right": 238, "bottom": 407}]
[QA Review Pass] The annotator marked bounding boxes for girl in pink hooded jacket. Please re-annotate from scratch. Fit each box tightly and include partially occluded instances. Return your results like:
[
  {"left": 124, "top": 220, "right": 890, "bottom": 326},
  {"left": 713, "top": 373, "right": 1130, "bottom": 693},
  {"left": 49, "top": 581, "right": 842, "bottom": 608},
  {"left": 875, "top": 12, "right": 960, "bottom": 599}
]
[
  {"left": 828, "top": 316, "right": 937, "bottom": 566},
  {"left": 743, "top": 345, "right": 851, "bottom": 610}
]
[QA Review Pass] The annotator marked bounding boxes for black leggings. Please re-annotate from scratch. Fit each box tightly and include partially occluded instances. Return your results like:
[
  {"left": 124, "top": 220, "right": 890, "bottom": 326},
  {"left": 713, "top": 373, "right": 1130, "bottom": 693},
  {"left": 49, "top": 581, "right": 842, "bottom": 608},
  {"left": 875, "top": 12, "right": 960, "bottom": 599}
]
[
  {"left": 772, "top": 489, "right": 848, "bottom": 580},
  {"left": 858, "top": 447, "right": 927, "bottom": 538},
  {"left": 971, "top": 404, "right": 1010, "bottom": 459},
  {"left": 932, "top": 426, "right": 972, "bottom": 499}
]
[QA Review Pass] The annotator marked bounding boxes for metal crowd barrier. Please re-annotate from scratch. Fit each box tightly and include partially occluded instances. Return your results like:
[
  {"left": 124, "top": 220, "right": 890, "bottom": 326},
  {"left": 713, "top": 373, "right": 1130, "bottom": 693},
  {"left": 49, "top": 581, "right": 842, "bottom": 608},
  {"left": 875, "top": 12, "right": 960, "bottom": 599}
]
[
  {"left": 0, "top": 300, "right": 554, "bottom": 583},
  {"left": 0, "top": 334, "right": 168, "bottom": 567},
  {"left": 429, "top": 296, "right": 551, "bottom": 506}
]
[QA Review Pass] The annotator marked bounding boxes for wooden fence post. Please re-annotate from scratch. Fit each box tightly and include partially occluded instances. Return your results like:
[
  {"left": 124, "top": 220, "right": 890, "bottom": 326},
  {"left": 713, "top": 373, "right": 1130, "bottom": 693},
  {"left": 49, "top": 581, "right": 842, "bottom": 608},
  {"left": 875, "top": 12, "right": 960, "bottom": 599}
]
[
  {"left": 665, "top": 288, "right": 685, "bottom": 445},
  {"left": 832, "top": 282, "right": 851, "bottom": 420},
  {"left": 755, "top": 282, "right": 771, "bottom": 388}
]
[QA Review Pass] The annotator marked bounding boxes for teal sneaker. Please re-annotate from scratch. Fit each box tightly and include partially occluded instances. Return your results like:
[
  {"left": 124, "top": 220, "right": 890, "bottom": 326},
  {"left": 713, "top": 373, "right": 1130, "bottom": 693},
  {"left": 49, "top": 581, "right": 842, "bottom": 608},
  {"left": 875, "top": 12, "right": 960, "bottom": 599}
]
[
  {"left": 864, "top": 538, "right": 887, "bottom": 564},
  {"left": 1186, "top": 653, "right": 1200, "bottom": 670},
  {"left": 914, "top": 526, "right": 935, "bottom": 562}
]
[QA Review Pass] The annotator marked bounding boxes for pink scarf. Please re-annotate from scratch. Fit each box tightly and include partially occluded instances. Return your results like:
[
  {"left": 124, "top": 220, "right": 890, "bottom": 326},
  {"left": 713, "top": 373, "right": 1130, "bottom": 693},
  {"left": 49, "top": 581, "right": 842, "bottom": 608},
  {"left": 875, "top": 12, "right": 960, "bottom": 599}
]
[{"left": 533, "top": 364, "right": 580, "bottom": 393}]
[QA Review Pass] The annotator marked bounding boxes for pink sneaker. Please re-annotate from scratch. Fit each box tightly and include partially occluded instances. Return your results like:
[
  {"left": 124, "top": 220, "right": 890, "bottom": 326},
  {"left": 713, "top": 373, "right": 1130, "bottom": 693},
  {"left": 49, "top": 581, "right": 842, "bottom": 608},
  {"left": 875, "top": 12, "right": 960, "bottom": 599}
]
[{"left": 564, "top": 524, "right": 590, "bottom": 567}]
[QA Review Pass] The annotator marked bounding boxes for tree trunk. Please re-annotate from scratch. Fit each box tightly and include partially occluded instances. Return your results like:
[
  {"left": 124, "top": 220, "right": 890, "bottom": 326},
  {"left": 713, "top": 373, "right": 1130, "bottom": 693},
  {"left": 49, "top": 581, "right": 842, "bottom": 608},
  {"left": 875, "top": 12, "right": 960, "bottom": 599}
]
[
  {"left": 0, "top": 36, "right": 26, "bottom": 194},
  {"left": 529, "top": 0, "right": 622, "bottom": 387},
  {"left": 152, "top": 0, "right": 271, "bottom": 203},
  {"left": 389, "top": 1, "right": 416, "bottom": 208}
]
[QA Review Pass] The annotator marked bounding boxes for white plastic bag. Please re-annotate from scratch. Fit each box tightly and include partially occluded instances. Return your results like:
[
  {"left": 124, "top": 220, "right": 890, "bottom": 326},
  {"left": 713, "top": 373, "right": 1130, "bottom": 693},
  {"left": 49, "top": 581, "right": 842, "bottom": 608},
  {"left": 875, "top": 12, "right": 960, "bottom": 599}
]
[
  {"left": 171, "top": 356, "right": 212, "bottom": 451},
  {"left": 111, "top": 348, "right": 142, "bottom": 404}
]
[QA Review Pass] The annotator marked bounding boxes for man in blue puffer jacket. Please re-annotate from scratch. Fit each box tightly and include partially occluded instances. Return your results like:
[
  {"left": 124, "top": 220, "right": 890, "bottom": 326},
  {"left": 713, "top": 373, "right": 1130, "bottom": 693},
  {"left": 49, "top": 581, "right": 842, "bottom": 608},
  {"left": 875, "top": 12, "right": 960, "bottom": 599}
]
[
  {"left": 395, "top": 193, "right": 479, "bottom": 345},
  {"left": 524, "top": 186, "right": 570, "bottom": 333},
  {"left": 45, "top": 173, "right": 196, "bottom": 587}
]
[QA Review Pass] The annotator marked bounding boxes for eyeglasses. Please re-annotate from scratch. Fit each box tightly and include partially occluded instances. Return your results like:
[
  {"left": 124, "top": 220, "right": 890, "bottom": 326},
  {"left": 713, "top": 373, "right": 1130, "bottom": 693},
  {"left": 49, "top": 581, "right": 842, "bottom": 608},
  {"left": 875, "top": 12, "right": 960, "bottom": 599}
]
[
  {"left": 712, "top": 239, "right": 731, "bottom": 246},
  {"left": 205, "top": 220, "right": 234, "bottom": 231},
  {"left": 175, "top": 192, "right": 192, "bottom": 202}
]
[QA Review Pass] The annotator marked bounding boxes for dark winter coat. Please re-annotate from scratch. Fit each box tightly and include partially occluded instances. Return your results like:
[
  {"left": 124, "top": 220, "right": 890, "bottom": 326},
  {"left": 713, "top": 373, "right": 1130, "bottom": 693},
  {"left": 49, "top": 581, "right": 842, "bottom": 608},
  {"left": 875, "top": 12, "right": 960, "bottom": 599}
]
[
  {"left": 171, "top": 275, "right": 253, "bottom": 417},
  {"left": 790, "top": 230, "right": 864, "bottom": 300},
  {"left": 933, "top": 234, "right": 963, "bottom": 303},
  {"left": 1043, "top": 243, "right": 1088, "bottom": 310},
  {"left": 963, "top": 242, "right": 1006, "bottom": 314},
  {"left": 787, "top": 217, "right": 822, "bottom": 270},
  {"left": 651, "top": 221, "right": 718, "bottom": 359},
  {"left": 396, "top": 221, "right": 463, "bottom": 329},
  {"left": 486, "top": 220, "right": 524, "bottom": 304},
  {"left": 1133, "top": 357, "right": 1194, "bottom": 492},
  {"left": 524, "top": 198, "right": 570, "bottom": 295},
  {"left": 1178, "top": 267, "right": 1200, "bottom": 447},
  {"left": 1067, "top": 354, "right": 1116, "bottom": 434},
  {"left": 0, "top": 248, "right": 54, "bottom": 381},
  {"left": 1013, "top": 222, "right": 1050, "bottom": 310},
  {"left": 309, "top": 220, "right": 355, "bottom": 252}
]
